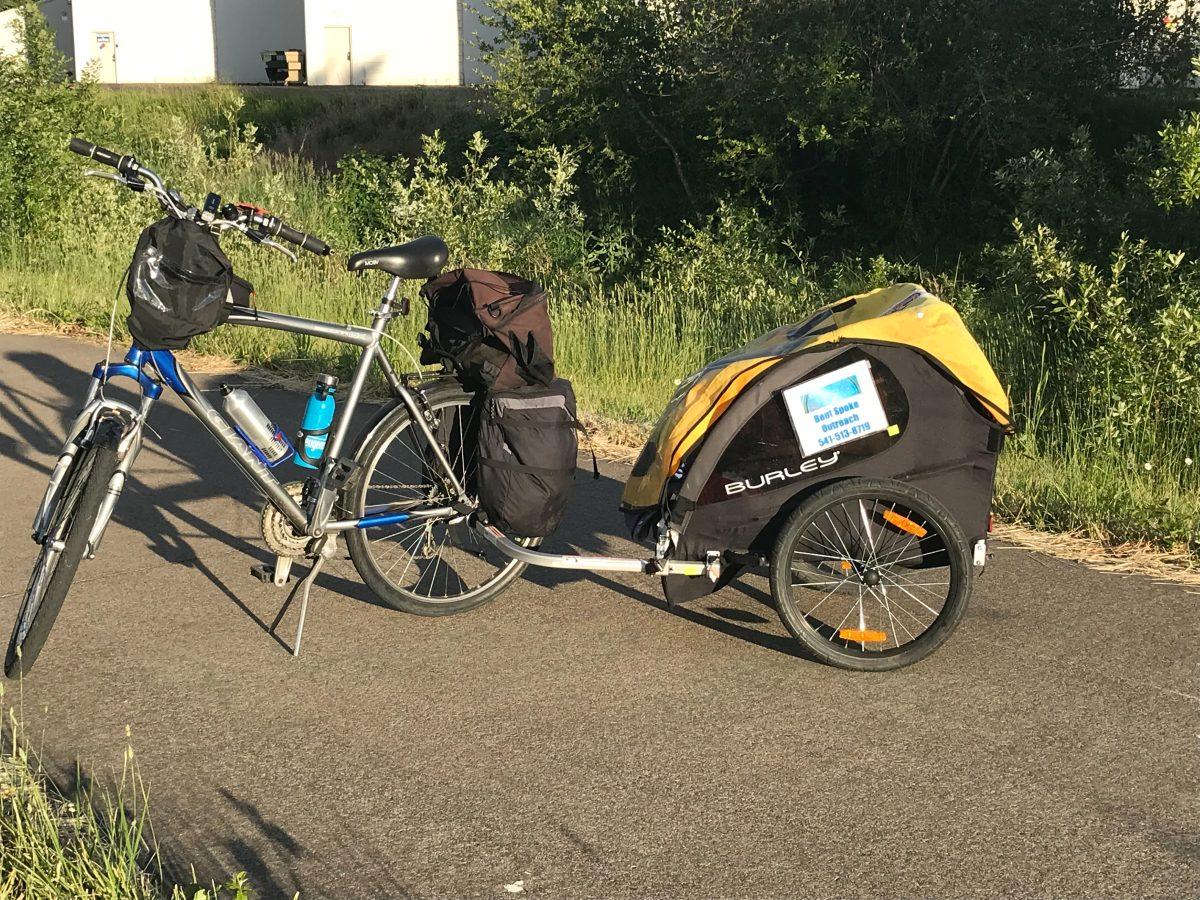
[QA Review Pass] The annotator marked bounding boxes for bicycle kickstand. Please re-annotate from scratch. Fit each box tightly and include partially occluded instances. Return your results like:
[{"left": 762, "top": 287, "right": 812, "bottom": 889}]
[{"left": 269, "top": 535, "right": 336, "bottom": 657}]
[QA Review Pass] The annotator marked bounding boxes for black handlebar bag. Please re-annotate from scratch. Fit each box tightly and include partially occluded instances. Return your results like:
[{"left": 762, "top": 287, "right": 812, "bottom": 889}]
[{"left": 126, "top": 217, "right": 234, "bottom": 349}]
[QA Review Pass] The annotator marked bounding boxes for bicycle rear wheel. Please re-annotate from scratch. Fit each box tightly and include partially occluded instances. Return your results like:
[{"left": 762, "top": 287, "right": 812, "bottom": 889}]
[
  {"left": 5, "top": 420, "right": 121, "bottom": 678},
  {"left": 345, "top": 384, "right": 534, "bottom": 616}
]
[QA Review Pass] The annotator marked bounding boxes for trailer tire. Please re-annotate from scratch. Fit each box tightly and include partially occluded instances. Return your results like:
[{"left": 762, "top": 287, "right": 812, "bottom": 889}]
[{"left": 769, "top": 477, "right": 972, "bottom": 671}]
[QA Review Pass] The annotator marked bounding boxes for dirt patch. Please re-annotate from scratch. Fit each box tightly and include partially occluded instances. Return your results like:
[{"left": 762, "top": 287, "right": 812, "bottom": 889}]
[{"left": 990, "top": 522, "right": 1200, "bottom": 587}]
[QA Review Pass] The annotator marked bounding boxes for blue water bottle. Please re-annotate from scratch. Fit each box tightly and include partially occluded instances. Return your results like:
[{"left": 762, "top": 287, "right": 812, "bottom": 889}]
[{"left": 294, "top": 374, "right": 338, "bottom": 469}]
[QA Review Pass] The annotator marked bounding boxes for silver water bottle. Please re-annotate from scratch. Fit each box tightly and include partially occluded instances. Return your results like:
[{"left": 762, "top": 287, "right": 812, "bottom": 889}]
[{"left": 221, "top": 385, "right": 292, "bottom": 465}]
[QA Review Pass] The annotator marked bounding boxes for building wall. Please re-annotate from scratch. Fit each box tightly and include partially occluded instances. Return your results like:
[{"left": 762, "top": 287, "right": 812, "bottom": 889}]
[
  {"left": 459, "top": 0, "right": 496, "bottom": 85},
  {"left": 304, "top": 0, "right": 461, "bottom": 86},
  {"left": 0, "top": 0, "right": 74, "bottom": 70},
  {"left": 41, "top": 0, "right": 74, "bottom": 66},
  {"left": 71, "top": 0, "right": 216, "bottom": 83},
  {"left": 0, "top": 8, "right": 21, "bottom": 58},
  {"left": 214, "top": 0, "right": 305, "bottom": 84}
]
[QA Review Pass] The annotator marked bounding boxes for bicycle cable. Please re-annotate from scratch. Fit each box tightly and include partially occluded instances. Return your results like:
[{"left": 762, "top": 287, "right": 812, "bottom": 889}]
[
  {"left": 98, "top": 262, "right": 130, "bottom": 404},
  {"left": 378, "top": 329, "right": 426, "bottom": 376}
]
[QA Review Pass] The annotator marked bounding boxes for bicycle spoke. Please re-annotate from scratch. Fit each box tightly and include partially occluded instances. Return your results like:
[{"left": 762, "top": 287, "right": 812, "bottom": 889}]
[{"left": 356, "top": 394, "right": 527, "bottom": 605}]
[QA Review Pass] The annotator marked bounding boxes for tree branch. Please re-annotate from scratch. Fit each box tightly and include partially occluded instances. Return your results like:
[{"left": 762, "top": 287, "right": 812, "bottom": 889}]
[{"left": 625, "top": 91, "right": 701, "bottom": 220}]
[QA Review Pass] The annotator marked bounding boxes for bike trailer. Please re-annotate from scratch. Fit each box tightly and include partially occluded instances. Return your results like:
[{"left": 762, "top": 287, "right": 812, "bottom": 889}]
[{"left": 620, "top": 283, "right": 1012, "bottom": 604}]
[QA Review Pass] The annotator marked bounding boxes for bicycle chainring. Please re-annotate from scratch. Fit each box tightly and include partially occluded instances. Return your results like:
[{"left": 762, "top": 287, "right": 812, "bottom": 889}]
[{"left": 260, "top": 480, "right": 310, "bottom": 558}]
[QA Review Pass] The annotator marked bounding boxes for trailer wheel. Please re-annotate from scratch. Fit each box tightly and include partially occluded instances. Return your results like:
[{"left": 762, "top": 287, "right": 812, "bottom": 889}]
[{"left": 769, "top": 478, "right": 971, "bottom": 671}]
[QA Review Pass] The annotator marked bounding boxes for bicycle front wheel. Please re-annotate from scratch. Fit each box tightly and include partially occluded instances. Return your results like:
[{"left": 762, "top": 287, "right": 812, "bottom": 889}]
[
  {"left": 344, "top": 385, "right": 534, "bottom": 616},
  {"left": 6, "top": 420, "right": 121, "bottom": 678}
]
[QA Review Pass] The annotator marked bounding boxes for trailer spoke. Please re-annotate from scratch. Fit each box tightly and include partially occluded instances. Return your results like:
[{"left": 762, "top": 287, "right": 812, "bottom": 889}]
[{"left": 775, "top": 485, "right": 966, "bottom": 662}]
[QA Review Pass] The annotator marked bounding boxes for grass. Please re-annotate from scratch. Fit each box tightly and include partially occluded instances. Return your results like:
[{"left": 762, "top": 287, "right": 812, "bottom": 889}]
[
  {"left": 7, "top": 228, "right": 1197, "bottom": 561},
  {"left": 0, "top": 223, "right": 817, "bottom": 426},
  {"left": 96, "top": 84, "right": 487, "bottom": 169},
  {"left": 0, "top": 690, "right": 253, "bottom": 898}
]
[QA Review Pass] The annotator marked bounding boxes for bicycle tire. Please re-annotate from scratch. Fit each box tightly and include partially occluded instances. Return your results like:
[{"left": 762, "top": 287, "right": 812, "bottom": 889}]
[
  {"left": 344, "top": 384, "right": 533, "bottom": 616},
  {"left": 5, "top": 420, "right": 121, "bottom": 678},
  {"left": 769, "top": 477, "right": 972, "bottom": 672}
]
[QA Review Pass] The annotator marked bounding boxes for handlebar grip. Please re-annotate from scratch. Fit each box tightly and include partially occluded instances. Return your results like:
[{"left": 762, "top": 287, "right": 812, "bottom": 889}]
[
  {"left": 277, "top": 221, "right": 331, "bottom": 256},
  {"left": 68, "top": 137, "right": 122, "bottom": 169}
]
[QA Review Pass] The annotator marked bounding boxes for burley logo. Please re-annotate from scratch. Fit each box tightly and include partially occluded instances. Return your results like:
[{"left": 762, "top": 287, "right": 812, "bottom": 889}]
[{"left": 724, "top": 451, "right": 841, "bottom": 496}]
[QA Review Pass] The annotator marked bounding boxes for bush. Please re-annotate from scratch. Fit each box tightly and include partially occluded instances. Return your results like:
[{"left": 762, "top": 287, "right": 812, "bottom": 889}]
[
  {"left": 482, "top": 0, "right": 1199, "bottom": 255},
  {"left": 0, "top": 5, "right": 97, "bottom": 231},
  {"left": 335, "top": 131, "right": 627, "bottom": 291}
]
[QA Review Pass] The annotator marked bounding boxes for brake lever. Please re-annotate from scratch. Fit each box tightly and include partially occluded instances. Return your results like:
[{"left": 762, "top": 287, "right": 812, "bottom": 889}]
[
  {"left": 83, "top": 169, "right": 145, "bottom": 191},
  {"left": 256, "top": 235, "right": 298, "bottom": 263}
]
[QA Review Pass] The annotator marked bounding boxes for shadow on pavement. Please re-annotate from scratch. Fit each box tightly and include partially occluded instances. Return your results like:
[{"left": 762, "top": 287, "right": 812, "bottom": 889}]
[
  {"left": 1, "top": 347, "right": 804, "bottom": 666},
  {"left": 1, "top": 349, "right": 306, "bottom": 632},
  {"left": 526, "top": 462, "right": 805, "bottom": 661}
]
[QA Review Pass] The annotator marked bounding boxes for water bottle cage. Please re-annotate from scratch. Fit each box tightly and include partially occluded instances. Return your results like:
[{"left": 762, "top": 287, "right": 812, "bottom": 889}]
[{"left": 296, "top": 425, "right": 333, "bottom": 466}]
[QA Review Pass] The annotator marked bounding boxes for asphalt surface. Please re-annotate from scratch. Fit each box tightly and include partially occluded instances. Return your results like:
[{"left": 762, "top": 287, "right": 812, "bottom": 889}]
[{"left": 0, "top": 333, "right": 1196, "bottom": 899}]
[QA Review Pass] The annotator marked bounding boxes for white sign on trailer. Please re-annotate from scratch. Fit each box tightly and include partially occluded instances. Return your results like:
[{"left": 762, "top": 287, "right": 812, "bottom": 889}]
[{"left": 783, "top": 359, "right": 890, "bottom": 458}]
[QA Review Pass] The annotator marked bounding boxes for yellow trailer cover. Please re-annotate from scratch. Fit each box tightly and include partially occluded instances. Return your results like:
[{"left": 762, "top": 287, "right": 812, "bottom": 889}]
[{"left": 620, "top": 283, "right": 1010, "bottom": 511}]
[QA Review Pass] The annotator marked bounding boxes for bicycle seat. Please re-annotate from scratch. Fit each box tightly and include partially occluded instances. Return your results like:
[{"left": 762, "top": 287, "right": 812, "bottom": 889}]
[{"left": 347, "top": 235, "right": 448, "bottom": 280}]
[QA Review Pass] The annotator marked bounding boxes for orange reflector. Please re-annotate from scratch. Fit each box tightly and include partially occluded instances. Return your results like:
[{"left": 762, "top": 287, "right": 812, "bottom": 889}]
[
  {"left": 840, "top": 559, "right": 853, "bottom": 573},
  {"left": 839, "top": 628, "right": 888, "bottom": 643},
  {"left": 882, "top": 510, "right": 927, "bottom": 538}
]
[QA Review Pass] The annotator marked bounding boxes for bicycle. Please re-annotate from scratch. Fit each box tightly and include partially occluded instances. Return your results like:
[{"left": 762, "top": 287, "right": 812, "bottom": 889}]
[{"left": 8, "top": 139, "right": 1003, "bottom": 677}]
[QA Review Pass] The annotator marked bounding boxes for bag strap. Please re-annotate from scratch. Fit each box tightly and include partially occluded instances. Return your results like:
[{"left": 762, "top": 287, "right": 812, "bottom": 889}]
[
  {"left": 507, "top": 332, "right": 554, "bottom": 386},
  {"left": 480, "top": 458, "right": 576, "bottom": 476}
]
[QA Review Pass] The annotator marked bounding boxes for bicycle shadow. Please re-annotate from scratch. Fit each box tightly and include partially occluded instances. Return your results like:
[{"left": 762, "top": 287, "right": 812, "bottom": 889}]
[
  {"left": 0, "top": 342, "right": 797, "bottom": 661},
  {"left": 522, "top": 464, "right": 805, "bottom": 660},
  {"left": 0, "top": 348, "right": 332, "bottom": 629}
]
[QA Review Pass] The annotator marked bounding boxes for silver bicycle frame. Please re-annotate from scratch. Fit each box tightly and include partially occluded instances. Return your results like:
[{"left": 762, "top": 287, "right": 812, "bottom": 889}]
[
  {"left": 187, "top": 276, "right": 466, "bottom": 536},
  {"left": 53, "top": 274, "right": 719, "bottom": 586}
]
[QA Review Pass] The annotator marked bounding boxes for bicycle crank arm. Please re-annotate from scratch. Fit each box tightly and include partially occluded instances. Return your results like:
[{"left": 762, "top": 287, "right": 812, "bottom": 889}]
[{"left": 475, "top": 524, "right": 718, "bottom": 579}]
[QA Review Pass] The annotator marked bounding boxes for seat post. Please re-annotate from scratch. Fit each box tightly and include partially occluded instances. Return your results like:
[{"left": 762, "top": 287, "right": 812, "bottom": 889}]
[{"left": 377, "top": 275, "right": 401, "bottom": 316}]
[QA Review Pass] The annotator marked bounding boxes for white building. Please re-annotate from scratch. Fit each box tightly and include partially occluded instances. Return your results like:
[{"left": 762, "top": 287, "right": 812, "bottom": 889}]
[
  {"left": 304, "top": 0, "right": 494, "bottom": 86},
  {"left": 5, "top": 0, "right": 493, "bottom": 86},
  {"left": 1, "top": 0, "right": 74, "bottom": 70},
  {"left": 66, "top": 0, "right": 305, "bottom": 84}
]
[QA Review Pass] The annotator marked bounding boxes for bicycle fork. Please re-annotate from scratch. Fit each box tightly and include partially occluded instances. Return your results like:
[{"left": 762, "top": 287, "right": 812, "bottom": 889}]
[{"left": 32, "top": 379, "right": 153, "bottom": 559}]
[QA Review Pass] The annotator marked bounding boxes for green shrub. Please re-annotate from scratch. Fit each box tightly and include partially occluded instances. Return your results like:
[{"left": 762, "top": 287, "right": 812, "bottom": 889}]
[
  {"left": 0, "top": 5, "right": 98, "bottom": 231},
  {"left": 482, "top": 0, "right": 1199, "bottom": 255}
]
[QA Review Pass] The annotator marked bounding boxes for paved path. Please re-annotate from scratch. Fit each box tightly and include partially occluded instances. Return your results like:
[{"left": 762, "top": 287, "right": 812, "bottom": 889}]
[{"left": 0, "top": 333, "right": 1196, "bottom": 899}]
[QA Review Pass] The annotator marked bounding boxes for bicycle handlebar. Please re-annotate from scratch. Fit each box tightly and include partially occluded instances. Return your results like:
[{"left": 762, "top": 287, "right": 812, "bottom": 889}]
[
  {"left": 278, "top": 223, "right": 331, "bottom": 257},
  {"left": 234, "top": 206, "right": 332, "bottom": 257},
  {"left": 68, "top": 137, "right": 125, "bottom": 170},
  {"left": 68, "top": 137, "right": 332, "bottom": 256},
  {"left": 257, "top": 216, "right": 331, "bottom": 256}
]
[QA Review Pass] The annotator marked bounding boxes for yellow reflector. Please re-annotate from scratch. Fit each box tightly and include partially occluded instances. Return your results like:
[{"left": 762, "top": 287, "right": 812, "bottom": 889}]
[
  {"left": 882, "top": 509, "right": 927, "bottom": 538},
  {"left": 839, "top": 628, "right": 888, "bottom": 643}
]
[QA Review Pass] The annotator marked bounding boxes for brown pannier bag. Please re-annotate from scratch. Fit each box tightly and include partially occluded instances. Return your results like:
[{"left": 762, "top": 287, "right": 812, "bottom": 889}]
[{"left": 418, "top": 268, "right": 555, "bottom": 391}]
